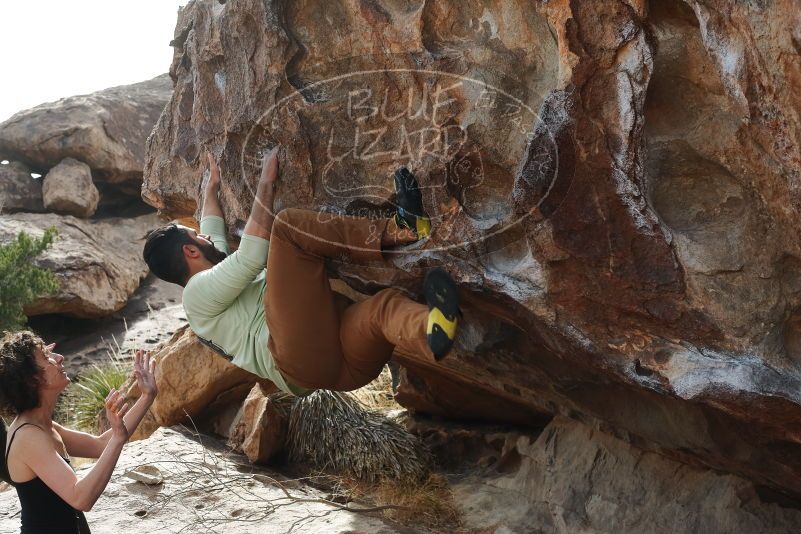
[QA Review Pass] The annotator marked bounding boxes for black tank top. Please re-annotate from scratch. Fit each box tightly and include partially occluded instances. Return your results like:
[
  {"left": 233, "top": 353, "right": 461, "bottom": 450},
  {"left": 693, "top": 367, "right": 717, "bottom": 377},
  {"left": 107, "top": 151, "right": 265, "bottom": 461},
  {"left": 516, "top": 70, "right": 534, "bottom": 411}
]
[{"left": 5, "top": 423, "right": 91, "bottom": 534}]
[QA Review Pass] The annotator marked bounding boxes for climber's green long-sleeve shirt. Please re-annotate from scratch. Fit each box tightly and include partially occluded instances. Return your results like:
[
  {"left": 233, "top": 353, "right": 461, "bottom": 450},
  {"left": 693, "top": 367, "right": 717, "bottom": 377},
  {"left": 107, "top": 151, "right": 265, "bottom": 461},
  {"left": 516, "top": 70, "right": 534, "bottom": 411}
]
[{"left": 182, "top": 215, "right": 300, "bottom": 395}]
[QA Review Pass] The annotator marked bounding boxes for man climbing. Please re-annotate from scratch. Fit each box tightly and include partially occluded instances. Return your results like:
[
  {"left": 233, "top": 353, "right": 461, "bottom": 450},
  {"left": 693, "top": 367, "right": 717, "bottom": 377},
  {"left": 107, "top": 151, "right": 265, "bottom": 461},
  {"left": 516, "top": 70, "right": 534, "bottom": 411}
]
[{"left": 142, "top": 148, "right": 460, "bottom": 395}]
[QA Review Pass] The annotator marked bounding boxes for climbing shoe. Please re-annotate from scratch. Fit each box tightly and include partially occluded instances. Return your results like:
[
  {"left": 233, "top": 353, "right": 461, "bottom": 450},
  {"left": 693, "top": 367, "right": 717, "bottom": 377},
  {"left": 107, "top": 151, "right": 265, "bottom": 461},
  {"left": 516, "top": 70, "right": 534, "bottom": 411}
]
[
  {"left": 393, "top": 167, "right": 431, "bottom": 238},
  {"left": 424, "top": 267, "right": 460, "bottom": 360}
]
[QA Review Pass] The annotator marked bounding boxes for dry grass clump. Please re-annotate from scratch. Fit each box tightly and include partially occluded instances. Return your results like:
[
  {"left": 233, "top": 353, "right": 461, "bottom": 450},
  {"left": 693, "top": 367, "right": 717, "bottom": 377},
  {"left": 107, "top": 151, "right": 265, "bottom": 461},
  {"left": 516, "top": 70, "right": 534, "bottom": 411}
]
[
  {"left": 327, "top": 472, "right": 462, "bottom": 531},
  {"left": 351, "top": 365, "right": 399, "bottom": 412},
  {"left": 286, "top": 389, "right": 430, "bottom": 482},
  {"left": 282, "top": 367, "right": 462, "bottom": 530}
]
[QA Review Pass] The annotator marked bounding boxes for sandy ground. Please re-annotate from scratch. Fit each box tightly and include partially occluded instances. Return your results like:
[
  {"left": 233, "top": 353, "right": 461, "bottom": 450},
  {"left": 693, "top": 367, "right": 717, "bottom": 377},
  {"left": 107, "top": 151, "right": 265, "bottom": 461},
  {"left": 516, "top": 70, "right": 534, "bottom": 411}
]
[{"left": 0, "top": 426, "right": 420, "bottom": 534}]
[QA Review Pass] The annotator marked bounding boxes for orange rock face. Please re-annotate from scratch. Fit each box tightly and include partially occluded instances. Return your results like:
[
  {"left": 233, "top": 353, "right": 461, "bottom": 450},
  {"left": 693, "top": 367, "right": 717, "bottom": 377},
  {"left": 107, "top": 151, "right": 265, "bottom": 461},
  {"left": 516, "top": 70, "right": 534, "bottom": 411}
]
[
  {"left": 144, "top": 326, "right": 269, "bottom": 428},
  {"left": 144, "top": 0, "right": 801, "bottom": 495},
  {"left": 227, "top": 383, "right": 288, "bottom": 464}
]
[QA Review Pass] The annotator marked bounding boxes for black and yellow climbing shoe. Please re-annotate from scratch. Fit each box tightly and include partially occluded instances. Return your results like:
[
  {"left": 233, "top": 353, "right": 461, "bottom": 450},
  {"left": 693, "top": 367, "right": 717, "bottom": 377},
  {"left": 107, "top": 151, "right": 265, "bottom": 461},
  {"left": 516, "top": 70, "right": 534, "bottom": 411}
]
[
  {"left": 424, "top": 267, "right": 460, "bottom": 360},
  {"left": 393, "top": 167, "right": 431, "bottom": 238}
]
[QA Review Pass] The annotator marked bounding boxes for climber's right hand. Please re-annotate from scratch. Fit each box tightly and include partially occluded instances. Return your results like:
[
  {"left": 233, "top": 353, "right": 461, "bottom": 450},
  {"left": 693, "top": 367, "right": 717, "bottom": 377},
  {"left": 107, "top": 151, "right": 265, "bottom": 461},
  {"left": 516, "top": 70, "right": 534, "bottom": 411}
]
[
  {"left": 260, "top": 146, "right": 280, "bottom": 185},
  {"left": 206, "top": 152, "right": 221, "bottom": 191}
]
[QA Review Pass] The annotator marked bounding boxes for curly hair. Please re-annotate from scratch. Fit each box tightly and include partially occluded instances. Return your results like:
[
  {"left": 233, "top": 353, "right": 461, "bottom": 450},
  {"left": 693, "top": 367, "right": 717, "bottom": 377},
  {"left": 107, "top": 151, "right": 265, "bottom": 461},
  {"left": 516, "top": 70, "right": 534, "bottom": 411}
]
[{"left": 0, "top": 330, "right": 43, "bottom": 416}]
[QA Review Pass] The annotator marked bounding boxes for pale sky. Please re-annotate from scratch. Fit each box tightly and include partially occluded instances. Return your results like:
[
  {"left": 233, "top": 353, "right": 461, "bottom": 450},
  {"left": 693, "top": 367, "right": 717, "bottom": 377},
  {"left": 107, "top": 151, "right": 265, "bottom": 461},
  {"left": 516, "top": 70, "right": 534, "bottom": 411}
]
[{"left": 0, "top": 0, "right": 187, "bottom": 123}]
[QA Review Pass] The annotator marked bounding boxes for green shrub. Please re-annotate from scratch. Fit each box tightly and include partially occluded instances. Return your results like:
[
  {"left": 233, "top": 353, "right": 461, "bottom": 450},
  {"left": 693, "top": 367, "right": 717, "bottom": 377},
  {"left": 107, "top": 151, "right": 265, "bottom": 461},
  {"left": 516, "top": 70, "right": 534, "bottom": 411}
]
[
  {"left": 0, "top": 228, "right": 59, "bottom": 332},
  {"left": 59, "top": 353, "right": 129, "bottom": 433}
]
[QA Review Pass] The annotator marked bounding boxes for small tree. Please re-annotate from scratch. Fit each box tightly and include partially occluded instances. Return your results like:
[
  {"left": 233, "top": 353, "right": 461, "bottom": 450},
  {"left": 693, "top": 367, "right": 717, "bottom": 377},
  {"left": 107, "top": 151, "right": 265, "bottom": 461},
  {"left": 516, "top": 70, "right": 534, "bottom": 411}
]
[{"left": 0, "top": 228, "right": 59, "bottom": 332}]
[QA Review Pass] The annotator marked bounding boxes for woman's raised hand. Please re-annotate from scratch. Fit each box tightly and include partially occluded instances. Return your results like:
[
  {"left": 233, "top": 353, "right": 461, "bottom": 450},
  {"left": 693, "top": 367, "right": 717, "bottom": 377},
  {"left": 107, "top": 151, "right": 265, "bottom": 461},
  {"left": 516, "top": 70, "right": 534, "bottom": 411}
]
[
  {"left": 133, "top": 349, "right": 158, "bottom": 401},
  {"left": 105, "top": 389, "right": 130, "bottom": 440}
]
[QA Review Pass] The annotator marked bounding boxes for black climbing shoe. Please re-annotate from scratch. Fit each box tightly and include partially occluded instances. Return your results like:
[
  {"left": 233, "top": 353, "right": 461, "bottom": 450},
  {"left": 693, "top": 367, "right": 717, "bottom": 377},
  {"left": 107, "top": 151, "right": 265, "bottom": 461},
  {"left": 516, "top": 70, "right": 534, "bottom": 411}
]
[
  {"left": 393, "top": 167, "right": 431, "bottom": 238},
  {"left": 424, "top": 267, "right": 460, "bottom": 360}
]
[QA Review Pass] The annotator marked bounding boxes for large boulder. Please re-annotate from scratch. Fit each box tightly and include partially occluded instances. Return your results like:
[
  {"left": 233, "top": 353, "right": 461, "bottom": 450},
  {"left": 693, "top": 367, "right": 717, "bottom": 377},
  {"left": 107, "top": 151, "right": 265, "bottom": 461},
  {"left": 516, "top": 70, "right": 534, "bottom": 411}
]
[
  {"left": 142, "top": 0, "right": 801, "bottom": 496},
  {"left": 0, "top": 160, "right": 43, "bottom": 213},
  {"left": 123, "top": 325, "right": 276, "bottom": 430},
  {"left": 0, "top": 75, "right": 172, "bottom": 191},
  {"left": 0, "top": 212, "right": 159, "bottom": 318},
  {"left": 42, "top": 158, "right": 99, "bottom": 218}
]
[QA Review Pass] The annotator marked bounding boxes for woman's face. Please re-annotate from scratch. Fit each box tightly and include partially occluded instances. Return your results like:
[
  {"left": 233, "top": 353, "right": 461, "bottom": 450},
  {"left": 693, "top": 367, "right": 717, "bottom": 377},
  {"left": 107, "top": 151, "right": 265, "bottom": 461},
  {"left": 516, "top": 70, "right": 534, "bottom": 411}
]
[{"left": 34, "top": 343, "right": 70, "bottom": 392}]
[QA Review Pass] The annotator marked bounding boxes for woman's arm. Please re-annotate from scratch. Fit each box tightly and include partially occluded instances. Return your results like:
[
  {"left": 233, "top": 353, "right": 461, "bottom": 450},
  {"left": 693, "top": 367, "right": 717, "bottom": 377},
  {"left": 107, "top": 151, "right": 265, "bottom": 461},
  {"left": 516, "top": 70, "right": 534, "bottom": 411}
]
[
  {"left": 19, "top": 391, "right": 130, "bottom": 512},
  {"left": 57, "top": 351, "right": 158, "bottom": 459}
]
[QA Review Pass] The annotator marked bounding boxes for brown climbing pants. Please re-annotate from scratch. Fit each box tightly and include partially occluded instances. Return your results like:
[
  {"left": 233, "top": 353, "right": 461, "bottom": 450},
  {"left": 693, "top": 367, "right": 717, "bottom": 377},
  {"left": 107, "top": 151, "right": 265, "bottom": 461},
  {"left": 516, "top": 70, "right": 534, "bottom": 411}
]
[{"left": 264, "top": 208, "right": 430, "bottom": 391}]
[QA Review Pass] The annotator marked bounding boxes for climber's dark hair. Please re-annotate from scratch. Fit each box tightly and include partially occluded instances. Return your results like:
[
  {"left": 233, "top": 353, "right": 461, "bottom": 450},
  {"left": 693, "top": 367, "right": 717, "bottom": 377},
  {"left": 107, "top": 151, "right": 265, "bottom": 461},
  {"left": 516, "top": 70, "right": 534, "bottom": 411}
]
[
  {"left": 0, "top": 330, "right": 44, "bottom": 484},
  {"left": 143, "top": 223, "right": 195, "bottom": 287}
]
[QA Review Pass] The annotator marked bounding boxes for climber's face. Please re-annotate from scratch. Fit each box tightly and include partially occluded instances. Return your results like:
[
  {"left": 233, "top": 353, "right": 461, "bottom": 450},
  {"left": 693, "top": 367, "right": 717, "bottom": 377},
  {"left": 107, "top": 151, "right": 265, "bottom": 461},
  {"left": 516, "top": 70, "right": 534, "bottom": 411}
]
[{"left": 179, "top": 225, "right": 227, "bottom": 266}]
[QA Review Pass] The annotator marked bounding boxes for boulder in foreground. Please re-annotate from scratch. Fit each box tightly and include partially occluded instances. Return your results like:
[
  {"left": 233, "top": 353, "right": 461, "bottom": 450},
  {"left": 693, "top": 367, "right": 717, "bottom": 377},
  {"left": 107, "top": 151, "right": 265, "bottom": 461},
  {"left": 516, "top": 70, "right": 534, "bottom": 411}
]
[
  {"left": 227, "top": 383, "right": 288, "bottom": 464},
  {"left": 123, "top": 326, "right": 276, "bottom": 432}
]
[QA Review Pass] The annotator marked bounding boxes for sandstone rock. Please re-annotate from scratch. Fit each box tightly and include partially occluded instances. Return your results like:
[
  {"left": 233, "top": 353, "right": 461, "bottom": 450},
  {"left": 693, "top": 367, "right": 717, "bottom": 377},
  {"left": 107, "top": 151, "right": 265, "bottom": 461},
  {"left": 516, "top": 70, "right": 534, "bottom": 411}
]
[
  {"left": 227, "top": 383, "right": 287, "bottom": 464},
  {"left": 0, "top": 212, "right": 158, "bottom": 318},
  {"left": 0, "top": 75, "right": 172, "bottom": 189},
  {"left": 195, "top": 382, "right": 257, "bottom": 438},
  {"left": 128, "top": 410, "right": 160, "bottom": 443},
  {"left": 411, "top": 416, "right": 801, "bottom": 534},
  {"left": 142, "top": 0, "right": 801, "bottom": 496},
  {"left": 0, "top": 160, "right": 43, "bottom": 213},
  {"left": 125, "top": 325, "right": 273, "bottom": 429},
  {"left": 42, "top": 158, "right": 99, "bottom": 217},
  {"left": 0, "top": 427, "right": 407, "bottom": 533}
]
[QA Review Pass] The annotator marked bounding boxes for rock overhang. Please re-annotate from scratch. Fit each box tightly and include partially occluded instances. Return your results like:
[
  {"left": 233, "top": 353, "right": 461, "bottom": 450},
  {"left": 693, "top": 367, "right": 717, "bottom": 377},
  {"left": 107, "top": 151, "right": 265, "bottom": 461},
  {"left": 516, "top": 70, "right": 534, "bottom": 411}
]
[{"left": 142, "top": 0, "right": 801, "bottom": 496}]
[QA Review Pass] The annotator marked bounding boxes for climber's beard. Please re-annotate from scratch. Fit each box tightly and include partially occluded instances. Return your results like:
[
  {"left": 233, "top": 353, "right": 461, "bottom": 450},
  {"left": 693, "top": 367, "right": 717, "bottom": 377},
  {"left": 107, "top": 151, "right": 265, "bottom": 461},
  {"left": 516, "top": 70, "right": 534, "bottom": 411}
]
[{"left": 199, "top": 241, "right": 227, "bottom": 265}]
